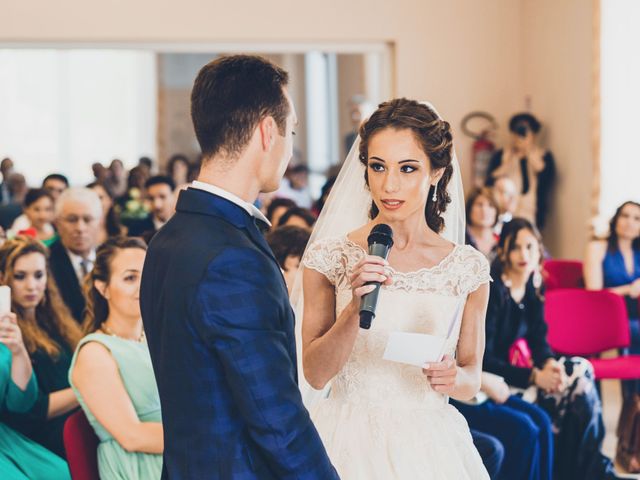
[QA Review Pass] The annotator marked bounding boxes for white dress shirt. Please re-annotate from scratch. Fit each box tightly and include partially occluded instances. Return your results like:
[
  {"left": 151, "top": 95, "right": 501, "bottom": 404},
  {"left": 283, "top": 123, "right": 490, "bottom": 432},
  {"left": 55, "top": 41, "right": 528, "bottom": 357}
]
[
  {"left": 66, "top": 248, "right": 97, "bottom": 283},
  {"left": 190, "top": 181, "right": 271, "bottom": 227}
]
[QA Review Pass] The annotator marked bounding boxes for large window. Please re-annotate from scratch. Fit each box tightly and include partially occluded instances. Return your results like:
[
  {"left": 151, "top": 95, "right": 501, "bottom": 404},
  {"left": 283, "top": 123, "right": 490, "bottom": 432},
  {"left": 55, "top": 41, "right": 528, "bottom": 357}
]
[
  {"left": 0, "top": 49, "right": 157, "bottom": 186},
  {"left": 600, "top": 0, "right": 640, "bottom": 216}
]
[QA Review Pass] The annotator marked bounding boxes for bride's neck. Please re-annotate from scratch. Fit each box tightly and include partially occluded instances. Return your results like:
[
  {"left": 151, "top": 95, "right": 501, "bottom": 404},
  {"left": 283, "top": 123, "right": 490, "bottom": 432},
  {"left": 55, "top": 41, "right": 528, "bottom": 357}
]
[{"left": 378, "top": 211, "right": 436, "bottom": 250}]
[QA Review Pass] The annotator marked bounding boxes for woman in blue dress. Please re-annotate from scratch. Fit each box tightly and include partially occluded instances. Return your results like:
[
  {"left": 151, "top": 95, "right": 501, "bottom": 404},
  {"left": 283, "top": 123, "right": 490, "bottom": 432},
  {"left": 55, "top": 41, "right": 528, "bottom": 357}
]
[{"left": 584, "top": 201, "right": 640, "bottom": 353}]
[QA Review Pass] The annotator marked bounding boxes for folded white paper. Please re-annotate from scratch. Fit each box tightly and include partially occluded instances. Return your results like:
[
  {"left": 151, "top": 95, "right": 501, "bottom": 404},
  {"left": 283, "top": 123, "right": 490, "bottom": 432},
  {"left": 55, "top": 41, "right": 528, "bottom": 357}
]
[{"left": 382, "top": 331, "right": 447, "bottom": 367}]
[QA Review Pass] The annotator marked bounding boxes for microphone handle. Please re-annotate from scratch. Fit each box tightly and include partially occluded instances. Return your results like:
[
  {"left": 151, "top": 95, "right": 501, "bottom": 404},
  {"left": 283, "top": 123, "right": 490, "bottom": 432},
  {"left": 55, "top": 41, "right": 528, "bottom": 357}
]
[{"left": 359, "top": 243, "right": 391, "bottom": 329}]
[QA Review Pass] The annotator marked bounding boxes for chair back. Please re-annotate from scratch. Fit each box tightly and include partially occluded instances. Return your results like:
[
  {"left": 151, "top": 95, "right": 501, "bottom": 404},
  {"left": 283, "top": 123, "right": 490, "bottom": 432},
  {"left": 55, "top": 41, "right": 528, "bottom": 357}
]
[
  {"left": 545, "top": 289, "right": 629, "bottom": 356},
  {"left": 543, "top": 259, "right": 584, "bottom": 290},
  {"left": 64, "top": 409, "right": 100, "bottom": 480}
]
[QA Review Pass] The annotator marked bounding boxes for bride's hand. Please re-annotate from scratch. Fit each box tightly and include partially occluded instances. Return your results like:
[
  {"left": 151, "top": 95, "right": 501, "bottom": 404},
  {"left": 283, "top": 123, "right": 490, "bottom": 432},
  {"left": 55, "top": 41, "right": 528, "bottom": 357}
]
[
  {"left": 423, "top": 355, "right": 458, "bottom": 394},
  {"left": 348, "top": 255, "right": 392, "bottom": 307}
]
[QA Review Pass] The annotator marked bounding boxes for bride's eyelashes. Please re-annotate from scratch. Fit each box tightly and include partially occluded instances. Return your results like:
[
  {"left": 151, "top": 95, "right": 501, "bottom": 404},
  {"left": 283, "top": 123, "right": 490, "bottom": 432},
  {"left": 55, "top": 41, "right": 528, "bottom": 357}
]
[{"left": 367, "top": 162, "right": 419, "bottom": 173}]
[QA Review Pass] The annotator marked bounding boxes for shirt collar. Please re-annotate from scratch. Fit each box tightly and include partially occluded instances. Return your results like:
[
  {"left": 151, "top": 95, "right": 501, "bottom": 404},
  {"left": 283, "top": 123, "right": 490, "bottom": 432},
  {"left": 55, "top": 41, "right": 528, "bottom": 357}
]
[
  {"left": 65, "top": 248, "right": 96, "bottom": 265},
  {"left": 190, "top": 181, "right": 271, "bottom": 227}
]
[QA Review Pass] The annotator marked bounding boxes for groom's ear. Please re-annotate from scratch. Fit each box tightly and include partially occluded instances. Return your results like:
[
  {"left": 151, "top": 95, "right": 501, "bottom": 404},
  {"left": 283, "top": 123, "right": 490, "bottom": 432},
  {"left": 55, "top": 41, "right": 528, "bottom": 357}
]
[{"left": 259, "top": 116, "right": 277, "bottom": 152}]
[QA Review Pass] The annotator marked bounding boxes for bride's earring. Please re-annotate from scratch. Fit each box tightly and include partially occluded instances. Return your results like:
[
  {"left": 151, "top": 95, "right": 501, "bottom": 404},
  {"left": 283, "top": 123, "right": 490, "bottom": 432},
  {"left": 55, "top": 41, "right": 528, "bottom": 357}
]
[{"left": 431, "top": 181, "right": 438, "bottom": 202}]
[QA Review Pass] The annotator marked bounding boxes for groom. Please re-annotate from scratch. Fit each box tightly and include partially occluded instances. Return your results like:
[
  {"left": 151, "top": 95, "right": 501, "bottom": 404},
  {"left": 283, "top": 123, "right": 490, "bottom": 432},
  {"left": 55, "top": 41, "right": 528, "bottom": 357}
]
[{"left": 140, "top": 55, "right": 338, "bottom": 479}]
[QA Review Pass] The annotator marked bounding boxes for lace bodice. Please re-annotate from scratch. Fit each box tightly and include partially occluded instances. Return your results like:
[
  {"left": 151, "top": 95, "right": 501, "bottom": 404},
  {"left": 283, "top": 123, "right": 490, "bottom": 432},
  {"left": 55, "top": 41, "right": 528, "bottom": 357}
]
[{"left": 303, "top": 236, "right": 490, "bottom": 410}]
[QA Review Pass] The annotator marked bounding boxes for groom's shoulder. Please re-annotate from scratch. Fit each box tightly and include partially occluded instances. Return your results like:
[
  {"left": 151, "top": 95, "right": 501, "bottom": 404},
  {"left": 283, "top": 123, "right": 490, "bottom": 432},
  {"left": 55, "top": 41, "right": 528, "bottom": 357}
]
[{"left": 148, "top": 210, "right": 253, "bottom": 264}]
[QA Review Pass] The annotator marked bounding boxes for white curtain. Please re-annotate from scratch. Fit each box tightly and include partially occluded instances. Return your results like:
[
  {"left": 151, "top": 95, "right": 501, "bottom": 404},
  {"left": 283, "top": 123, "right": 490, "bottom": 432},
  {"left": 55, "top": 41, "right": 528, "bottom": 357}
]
[{"left": 0, "top": 49, "right": 157, "bottom": 186}]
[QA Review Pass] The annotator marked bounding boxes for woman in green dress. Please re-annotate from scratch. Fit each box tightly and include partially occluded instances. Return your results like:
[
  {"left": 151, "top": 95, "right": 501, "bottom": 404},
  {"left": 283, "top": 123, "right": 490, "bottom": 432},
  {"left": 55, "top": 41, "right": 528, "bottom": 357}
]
[
  {"left": 70, "top": 237, "right": 162, "bottom": 480},
  {"left": 0, "top": 310, "right": 70, "bottom": 479},
  {"left": 0, "top": 236, "right": 82, "bottom": 458}
]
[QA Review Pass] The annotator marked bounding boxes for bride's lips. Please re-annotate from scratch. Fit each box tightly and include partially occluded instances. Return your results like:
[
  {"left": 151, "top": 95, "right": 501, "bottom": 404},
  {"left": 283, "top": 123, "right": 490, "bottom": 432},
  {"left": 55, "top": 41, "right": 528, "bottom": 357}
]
[{"left": 381, "top": 199, "right": 405, "bottom": 210}]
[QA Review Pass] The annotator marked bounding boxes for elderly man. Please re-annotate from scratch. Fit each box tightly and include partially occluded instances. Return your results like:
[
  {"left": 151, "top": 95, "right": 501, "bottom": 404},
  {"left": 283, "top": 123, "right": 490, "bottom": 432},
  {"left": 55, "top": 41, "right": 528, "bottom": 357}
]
[{"left": 49, "top": 187, "right": 102, "bottom": 323}]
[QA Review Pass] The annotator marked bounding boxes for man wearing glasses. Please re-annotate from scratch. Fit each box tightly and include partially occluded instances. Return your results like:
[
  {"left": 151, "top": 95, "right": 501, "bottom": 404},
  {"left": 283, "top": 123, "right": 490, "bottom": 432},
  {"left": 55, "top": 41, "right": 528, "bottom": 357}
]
[{"left": 49, "top": 187, "right": 102, "bottom": 323}]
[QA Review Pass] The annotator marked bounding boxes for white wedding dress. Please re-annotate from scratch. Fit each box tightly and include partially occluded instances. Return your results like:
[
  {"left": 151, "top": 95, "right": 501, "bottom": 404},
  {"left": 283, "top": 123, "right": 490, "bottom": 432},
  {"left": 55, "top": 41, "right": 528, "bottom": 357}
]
[{"left": 302, "top": 236, "right": 491, "bottom": 480}]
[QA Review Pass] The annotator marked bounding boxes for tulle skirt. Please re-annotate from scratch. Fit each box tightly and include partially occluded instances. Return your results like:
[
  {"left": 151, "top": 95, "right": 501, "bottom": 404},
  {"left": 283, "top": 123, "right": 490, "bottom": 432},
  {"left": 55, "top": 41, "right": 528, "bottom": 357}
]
[{"left": 311, "top": 397, "right": 489, "bottom": 480}]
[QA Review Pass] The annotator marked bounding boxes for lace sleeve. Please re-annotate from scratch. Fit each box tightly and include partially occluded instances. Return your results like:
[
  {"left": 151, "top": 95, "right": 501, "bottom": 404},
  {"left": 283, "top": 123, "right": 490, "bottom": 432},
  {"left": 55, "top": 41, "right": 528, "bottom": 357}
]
[
  {"left": 458, "top": 246, "right": 492, "bottom": 295},
  {"left": 302, "top": 237, "right": 346, "bottom": 286}
]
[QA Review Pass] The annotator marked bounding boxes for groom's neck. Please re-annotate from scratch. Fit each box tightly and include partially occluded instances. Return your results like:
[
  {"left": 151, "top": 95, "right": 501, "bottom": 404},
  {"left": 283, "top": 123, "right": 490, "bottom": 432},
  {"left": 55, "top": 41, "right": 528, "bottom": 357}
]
[{"left": 197, "top": 156, "right": 261, "bottom": 204}]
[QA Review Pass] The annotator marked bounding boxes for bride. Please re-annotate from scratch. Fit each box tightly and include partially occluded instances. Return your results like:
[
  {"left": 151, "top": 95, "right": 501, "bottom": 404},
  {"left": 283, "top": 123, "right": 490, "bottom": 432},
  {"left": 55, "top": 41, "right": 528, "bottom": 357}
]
[{"left": 298, "top": 98, "right": 491, "bottom": 479}]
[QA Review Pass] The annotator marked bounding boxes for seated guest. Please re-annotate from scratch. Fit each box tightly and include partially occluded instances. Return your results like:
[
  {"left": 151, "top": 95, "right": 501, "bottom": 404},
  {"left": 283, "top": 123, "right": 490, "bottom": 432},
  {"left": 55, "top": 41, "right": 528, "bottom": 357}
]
[
  {"left": 265, "top": 197, "right": 296, "bottom": 230},
  {"left": 0, "top": 157, "right": 14, "bottom": 205},
  {"left": 7, "top": 173, "right": 28, "bottom": 206},
  {"left": 311, "top": 175, "right": 337, "bottom": 216},
  {"left": 452, "top": 371, "right": 553, "bottom": 480},
  {"left": 484, "top": 218, "right": 620, "bottom": 480},
  {"left": 70, "top": 237, "right": 162, "bottom": 479},
  {"left": 471, "top": 430, "right": 504, "bottom": 480},
  {"left": 167, "top": 154, "right": 191, "bottom": 189},
  {"left": 10, "top": 189, "right": 57, "bottom": 246},
  {"left": 117, "top": 167, "right": 149, "bottom": 223},
  {"left": 88, "top": 182, "right": 127, "bottom": 244},
  {"left": 0, "top": 236, "right": 82, "bottom": 458},
  {"left": 266, "top": 225, "right": 311, "bottom": 294},
  {"left": 127, "top": 176, "right": 176, "bottom": 242},
  {"left": 0, "top": 311, "right": 71, "bottom": 479},
  {"left": 491, "top": 176, "right": 518, "bottom": 235},
  {"left": 584, "top": 201, "right": 640, "bottom": 353},
  {"left": 466, "top": 187, "right": 499, "bottom": 260},
  {"left": 107, "top": 159, "right": 127, "bottom": 199},
  {"left": 486, "top": 114, "right": 555, "bottom": 229},
  {"left": 42, "top": 174, "right": 69, "bottom": 203},
  {"left": 49, "top": 188, "right": 102, "bottom": 323},
  {"left": 277, "top": 206, "right": 316, "bottom": 230}
]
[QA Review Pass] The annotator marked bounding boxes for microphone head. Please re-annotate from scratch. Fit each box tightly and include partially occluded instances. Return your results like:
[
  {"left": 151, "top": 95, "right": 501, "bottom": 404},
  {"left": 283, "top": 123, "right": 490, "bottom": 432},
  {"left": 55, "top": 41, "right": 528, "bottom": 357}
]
[{"left": 368, "top": 223, "right": 394, "bottom": 248}]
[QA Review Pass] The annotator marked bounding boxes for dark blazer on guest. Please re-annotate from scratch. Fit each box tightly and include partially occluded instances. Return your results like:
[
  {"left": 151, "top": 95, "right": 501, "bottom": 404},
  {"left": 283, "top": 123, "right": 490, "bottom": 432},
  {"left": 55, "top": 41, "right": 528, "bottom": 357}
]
[
  {"left": 140, "top": 187, "right": 338, "bottom": 480},
  {"left": 48, "top": 239, "right": 85, "bottom": 323},
  {"left": 125, "top": 215, "right": 155, "bottom": 238}
]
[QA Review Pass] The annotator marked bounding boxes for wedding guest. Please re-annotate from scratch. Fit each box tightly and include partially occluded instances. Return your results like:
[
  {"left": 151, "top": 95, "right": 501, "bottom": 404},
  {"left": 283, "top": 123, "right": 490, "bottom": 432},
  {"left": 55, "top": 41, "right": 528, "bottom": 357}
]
[
  {"left": 137, "top": 157, "right": 153, "bottom": 178},
  {"left": 49, "top": 188, "right": 102, "bottom": 323},
  {"left": 312, "top": 175, "right": 337, "bottom": 216},
  {"left": 70, "top": 236, "right": 162, "bottom": 479},
  {"left": 127, "top": 176, "right": 176, "bottom": 242},
  {"left": 91, "top": 163, "right": 110, "bottom": 185},
  {"left": 277, "top": 206, "right": 315, "bottom": 230},
  {"left": 88, "top": 182, "right": 127, "bottom": 245},
  {"left": 265, "top": 197, "right": 296, "bottom": 230},
  {"left": 266, "top": 225, "right": 310, "bottom": 294},
  {"left": 167, "top": 154, "right": 191, "bottom": 189},
  {"left": 465, "top": 187, "right": 499, "bottom": 260},
  {"left": 491, "top": 176, "right": 518, "bottom": 235},
  {"left": 0, "top": 236, "right": 82, "bottom": 458},
  {"left": 0, "top": 157, "right": 15, "bottom": 205},
  {"left": 0, "top": 310, "right": 71, "bottom": 479},
  {"left": 486, "top": 114, "right": 555, "bottom": 229},
  {"left": 42, "top": 174, "right": 69, "bottom": 202},
  {"left": 452, "top": 371, "right": 553, "bottom": 480},
  {"left": 10, "top": 189, "right": 57, "bottom": 246},
  {"left": 107, "top": 159, "right": 128, "bottom": 198},
  {"left": 484, "top": 218, "right": 620, "bottom": 479},
  {"left": 584, "top": 200, "right": 640, "bottom": 353},
  {"left": 278, "top": 164, "right": 312, "bottom": 208},
  {"left": 7, "top": 173, "right": 28, "bottom": 206}
]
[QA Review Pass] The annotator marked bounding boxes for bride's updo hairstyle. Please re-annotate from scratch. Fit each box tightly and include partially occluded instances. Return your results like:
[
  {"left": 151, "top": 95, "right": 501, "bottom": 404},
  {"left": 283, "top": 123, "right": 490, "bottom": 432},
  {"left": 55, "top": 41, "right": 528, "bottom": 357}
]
[{"left": 358, "top": 98, "right": 454, "bottom": 233}]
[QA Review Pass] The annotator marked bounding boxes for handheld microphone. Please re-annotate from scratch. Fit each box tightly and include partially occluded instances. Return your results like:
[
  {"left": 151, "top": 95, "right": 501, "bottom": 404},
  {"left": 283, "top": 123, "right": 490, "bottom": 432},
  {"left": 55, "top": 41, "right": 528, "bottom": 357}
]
[{"left": 359, "top": 224, "right": 394, "bottom": 329}]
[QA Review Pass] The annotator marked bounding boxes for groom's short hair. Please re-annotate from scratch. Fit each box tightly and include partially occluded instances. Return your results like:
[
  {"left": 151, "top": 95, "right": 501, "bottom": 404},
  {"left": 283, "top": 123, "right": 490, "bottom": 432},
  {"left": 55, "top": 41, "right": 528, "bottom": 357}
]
[{"left": 191, "top": 55, "right": 290, "bottom": 161}]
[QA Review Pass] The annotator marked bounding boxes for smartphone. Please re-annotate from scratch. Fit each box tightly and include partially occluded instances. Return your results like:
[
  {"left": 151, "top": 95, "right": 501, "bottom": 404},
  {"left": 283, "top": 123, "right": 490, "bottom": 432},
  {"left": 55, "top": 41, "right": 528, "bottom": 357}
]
[{"left": 0, "top": 286, "right": 11, "bottom": 321}]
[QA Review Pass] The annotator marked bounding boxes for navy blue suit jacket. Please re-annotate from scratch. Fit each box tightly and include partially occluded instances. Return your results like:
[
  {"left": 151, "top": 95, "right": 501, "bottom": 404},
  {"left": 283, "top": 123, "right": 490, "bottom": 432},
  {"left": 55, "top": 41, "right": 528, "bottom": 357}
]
[{"left": 140, "top": 188, "right": 338, "bottom": 479}]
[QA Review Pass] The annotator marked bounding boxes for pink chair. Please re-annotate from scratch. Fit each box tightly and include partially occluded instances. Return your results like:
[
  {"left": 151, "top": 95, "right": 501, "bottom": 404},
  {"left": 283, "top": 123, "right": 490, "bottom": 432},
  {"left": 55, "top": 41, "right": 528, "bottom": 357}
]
[
  {"left": 544, "top": 289, "right": 640, "bottom": 380},
  {"left": 543, "top": 259, "right": 584, "bottom": 290},
  {"left": 64, "top": 409, "right": 100, "bottom": 480}
]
